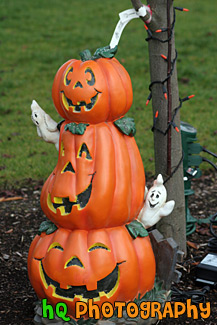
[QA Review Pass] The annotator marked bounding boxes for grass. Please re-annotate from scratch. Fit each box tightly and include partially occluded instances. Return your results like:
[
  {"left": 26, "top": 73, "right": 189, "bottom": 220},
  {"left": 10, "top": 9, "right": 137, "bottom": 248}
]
[{"left": 0, "top": 0, "right": 216, "bottom": 187}]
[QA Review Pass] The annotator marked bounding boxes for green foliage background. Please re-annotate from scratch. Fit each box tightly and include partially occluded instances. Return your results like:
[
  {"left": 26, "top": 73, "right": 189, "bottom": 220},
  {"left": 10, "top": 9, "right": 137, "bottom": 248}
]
[{"left": 0, "top": 0, "right": 216, "bottom": 187}]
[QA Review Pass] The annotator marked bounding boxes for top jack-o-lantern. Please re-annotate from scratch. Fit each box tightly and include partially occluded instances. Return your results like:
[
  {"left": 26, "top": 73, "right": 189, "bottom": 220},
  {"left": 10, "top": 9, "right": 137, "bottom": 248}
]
[{"left": 52, "top": 47, "right": 133, "bottom": 124}]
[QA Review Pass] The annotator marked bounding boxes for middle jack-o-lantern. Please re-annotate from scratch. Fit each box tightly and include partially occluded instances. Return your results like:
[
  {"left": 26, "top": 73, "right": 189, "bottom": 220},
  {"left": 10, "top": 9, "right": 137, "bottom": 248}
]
[
  {"left": 28, "top": 225, "right": 156, "bottom": 319},
  {"left": 40, "top": 121, "right": 146, "bottom": 230}
]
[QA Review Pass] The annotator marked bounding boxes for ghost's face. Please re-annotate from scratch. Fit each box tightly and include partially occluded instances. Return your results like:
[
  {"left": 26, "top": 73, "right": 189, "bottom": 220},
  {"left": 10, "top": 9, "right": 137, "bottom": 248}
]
[
  {"left": 31, "top": 108, "right": 42, "bottom": 126},
  {"left": 147, "top": 186, "right": 166, "bottom": 209}
]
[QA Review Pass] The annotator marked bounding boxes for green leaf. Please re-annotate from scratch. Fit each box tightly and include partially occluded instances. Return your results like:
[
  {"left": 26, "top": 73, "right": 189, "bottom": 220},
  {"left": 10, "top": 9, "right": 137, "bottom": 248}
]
[
  {"left": 77, "top": 318, "right": 98, "bottom": 325},
  {"left": 65, "top": 123, "right": 89, "bottom": 135},
  {"left": 114, "top": 117, "right": 136, "bottom": 137},
  {"left": 68, "top": 318, "right": 77, "bottom": 325},
  {"left": 108, "top": 278, "right": 169, "bottom": 323},
  {"left": 46, "top": 223, "right": 58, "bottom": 234},
  {"left": 125, "top": 220, "right": 148, "bottom": 239},
  {"left": 134, "top": 277, "right": 169, "bottom": 304},
  {"left": 79, "top": 46, "right": 118, "bottom": 61},
  {"left": 38, "top": 220, "right": 58, "bottom": 235},
  {"left": 38, "top": 221, "right": 49, "bottom": 234},
  {"left": 92, "top": 45, "right": 118, "bottom": 59}
]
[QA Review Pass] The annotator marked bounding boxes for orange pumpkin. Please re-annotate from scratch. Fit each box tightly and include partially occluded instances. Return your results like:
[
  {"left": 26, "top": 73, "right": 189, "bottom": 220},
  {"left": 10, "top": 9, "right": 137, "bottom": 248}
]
[
  {"left": 40, "top": 121, "right": 145, "bottom": 230},
  {"left": 28, "top": 226, "right": 156, "bottom": 319},
  {"left": 52, "top": 55, "right": 133, "bottom": 124}
]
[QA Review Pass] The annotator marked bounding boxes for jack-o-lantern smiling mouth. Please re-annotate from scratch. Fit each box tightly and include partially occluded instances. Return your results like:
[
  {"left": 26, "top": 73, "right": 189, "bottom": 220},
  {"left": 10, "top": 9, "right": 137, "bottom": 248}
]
[
  {"left": 47, "top": 172, "right": 95, "bottom": 214},
  {"left": 38, "top": 261, "right": 121, "bottom": 302},
  {"left": 61, "top": 90, "right": 101, "bottom": 113}
]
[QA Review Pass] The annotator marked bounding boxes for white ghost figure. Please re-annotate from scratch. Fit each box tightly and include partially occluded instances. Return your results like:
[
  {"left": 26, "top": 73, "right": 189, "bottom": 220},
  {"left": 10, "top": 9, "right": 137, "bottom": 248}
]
[
  {"left": 31, "top": 100, "right": 59, "bottom": 150},
  {"left": 138, "top": 174, "right": 175, "bottom": 229}
]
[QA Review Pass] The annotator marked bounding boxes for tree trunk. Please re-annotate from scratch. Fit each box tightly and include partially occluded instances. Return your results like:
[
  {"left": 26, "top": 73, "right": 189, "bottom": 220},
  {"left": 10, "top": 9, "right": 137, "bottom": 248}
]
[{"left": 131, "top": 0, "right": 186, "bottom": 254}]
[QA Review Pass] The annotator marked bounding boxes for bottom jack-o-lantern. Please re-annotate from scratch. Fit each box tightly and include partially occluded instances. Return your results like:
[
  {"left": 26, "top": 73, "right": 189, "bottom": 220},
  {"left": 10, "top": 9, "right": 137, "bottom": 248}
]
[{"left": 28, "top": 225, "right": 156, "bottom": 319}]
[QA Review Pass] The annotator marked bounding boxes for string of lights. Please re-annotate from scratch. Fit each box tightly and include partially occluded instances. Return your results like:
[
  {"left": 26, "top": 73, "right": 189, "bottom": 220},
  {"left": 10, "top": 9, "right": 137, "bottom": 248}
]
[
  {"left": 146, "top": 50, "right": 178, "bottom": 106},
  {"left": 144, "top": 5, "right": 194, "bottom": 183},
  {"left": 144, "top": 7, "right": 176, "bottom": 43},
  {"left": 151, "top": 95, "right": 195, "bottom": 135},
  {"left": 163, "top": 151, "right": 184, "bottom": 185}
]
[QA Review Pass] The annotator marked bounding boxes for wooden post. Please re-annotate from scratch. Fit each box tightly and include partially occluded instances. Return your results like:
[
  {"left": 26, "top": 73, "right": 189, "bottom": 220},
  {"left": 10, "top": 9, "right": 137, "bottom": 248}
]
[{"left": 131, "top": 0, "right": 186, "bottom": 254}]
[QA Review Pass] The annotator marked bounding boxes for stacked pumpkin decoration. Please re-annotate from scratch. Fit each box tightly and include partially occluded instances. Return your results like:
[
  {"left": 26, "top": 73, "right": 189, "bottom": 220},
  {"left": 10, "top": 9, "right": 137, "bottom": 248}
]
[{"left": 28, "top": 47, "right": 156, "bottom": 321}]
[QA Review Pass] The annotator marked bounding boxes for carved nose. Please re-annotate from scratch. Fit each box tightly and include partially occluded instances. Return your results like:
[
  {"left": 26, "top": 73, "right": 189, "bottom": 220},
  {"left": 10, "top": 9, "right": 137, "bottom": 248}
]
[
  {"left": 65, "top": 256, "right": 84, "bottom": 268},
  {"left": 74, "top": 81, "right": 83, "bottom": 88}
]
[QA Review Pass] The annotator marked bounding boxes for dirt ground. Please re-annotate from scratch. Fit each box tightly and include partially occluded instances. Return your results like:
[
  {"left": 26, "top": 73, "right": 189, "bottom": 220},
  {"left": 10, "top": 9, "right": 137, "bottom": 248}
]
[{"left": 0, "top": 171, "right": 216, "bottom": 325}]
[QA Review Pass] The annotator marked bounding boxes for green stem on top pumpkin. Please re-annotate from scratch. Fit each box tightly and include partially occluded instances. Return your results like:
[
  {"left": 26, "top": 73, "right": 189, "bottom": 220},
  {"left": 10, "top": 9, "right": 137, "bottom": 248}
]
[{"left": 80, "top": 45, "right": 118, "bottom": 61}]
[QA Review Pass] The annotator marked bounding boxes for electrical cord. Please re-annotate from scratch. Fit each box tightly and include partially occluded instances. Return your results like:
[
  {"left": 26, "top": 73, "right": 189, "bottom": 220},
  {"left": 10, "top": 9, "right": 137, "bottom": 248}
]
[
  {"left": 208, "top": 213, "right": 217, "bottom": 252},
  {"left": 202, "top": 147, "right": 217, "bottom": 159},
  {"left": 175, "top": 146, "right": 217, "bottom": 298},
  {"left": 171, "top": 286, "right": 210, "bottom": 304},
  {"left": 184, "top": 145, "right": 216, "bottom": 235},
  {"left": 201, "top": 146, "right": 217, "bottom": 171},
  {"left": 208, "top": 238, "right": 217, "bottom": 252},
  {"left": 174, "top": 215, "right": 217, "bottom": 301},
  {"left": 202, "top": 157, "right": 217, "bottom": 171},
  {"left": 210, "top": 212, "right": 217, "bottom": 237}
]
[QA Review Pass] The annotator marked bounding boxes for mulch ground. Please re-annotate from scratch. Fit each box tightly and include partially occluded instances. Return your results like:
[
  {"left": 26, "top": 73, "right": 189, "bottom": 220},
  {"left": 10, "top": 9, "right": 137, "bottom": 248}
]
[{"left": 0, "top": 171, "right": 216, "bottom": 325}]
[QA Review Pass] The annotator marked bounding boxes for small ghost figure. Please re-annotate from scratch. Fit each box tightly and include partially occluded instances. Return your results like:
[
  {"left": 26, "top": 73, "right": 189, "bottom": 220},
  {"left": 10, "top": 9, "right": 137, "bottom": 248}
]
[
  {"left": 31, "top": 100, "right": 59, "bottom": 150},
  {"left": 138, "top": 174, "right": 175, "bottom": 229}
]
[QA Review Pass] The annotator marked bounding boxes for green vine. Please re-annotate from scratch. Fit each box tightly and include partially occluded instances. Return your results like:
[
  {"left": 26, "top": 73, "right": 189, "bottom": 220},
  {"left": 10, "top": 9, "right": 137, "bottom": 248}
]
[
  {"left": 134, "top": 278, "right": 169, "bottom": 305},
  {"left": 65, "top": 123, "right": 89, "bottom": 135},
  {"left": 125, "top": 220, "right": 149, "bottom": 239},
  {"left": 109, "top": 278, "right": 169, "bottom": 323},
  {"left": 80, "top": 45, "right": 118, "bottom": 61},
  {"left": 114, "top": 117, "right": 136, "bottom": 137},
  {"left": 38, "top": 220, "right": 58, "bottom": 235}
]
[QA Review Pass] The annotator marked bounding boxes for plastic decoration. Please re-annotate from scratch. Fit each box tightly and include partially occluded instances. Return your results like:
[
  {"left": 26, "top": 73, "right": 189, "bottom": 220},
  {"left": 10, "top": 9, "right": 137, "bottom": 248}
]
[
  {"left": 38, "top": 220, "right": 58, "bottom": 235},
  {"left": 138, "top": 174, "right": 175, "bottom": 229},
  {"left": 28, "top": 226, "right": 156, "bottom": 319},
  {"left": 64, "top": 122, "right": 89, "bottom": 135},
  {"left": 80, "top": 46, "right": 118, "bottom": 61},
  {"left": 114, "top": 117, "right": 136, "bottom": 136},
  {"left": 31, "top": 100, "right": 59, "bottom": 150},
  {"left": 51, "top": 52, "right": 133, "bottom": 124},
  {"left": 125, "top": 220, "right": 149, "bottom": 239},
  {"left": 28, "top": 21, "right": 178, "bottom": 316},
  {"left": 40, "top": 120, "right": 145, "bottom": 230}
]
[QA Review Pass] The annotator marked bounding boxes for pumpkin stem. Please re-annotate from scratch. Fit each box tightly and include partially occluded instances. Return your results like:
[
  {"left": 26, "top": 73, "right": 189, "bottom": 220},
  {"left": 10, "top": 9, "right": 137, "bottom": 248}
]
[
  {"left": 79, "top": 49, "right": 92, "bottom": 61},
  {"left": 79, "top": 45, "right": 118, "bottom": 61}
]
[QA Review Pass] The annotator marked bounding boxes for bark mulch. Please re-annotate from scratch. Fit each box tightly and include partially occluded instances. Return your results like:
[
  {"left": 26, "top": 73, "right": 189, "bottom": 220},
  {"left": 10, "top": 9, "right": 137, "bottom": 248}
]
[{"left": 0, "top": 171, "right": 216, "bottom": 325}]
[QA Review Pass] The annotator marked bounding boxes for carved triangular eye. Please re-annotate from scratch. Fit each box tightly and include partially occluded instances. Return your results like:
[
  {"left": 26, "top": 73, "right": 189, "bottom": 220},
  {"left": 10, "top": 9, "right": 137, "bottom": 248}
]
[
  {"left": 78, "top": 143, "right": 92, "bottom": 160},
  {"left": 61, "top": 162, "right": 75, "bottom": 173}
]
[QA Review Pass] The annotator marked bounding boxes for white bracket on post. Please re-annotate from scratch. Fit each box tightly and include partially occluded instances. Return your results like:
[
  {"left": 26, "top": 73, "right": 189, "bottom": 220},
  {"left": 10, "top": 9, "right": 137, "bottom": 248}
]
[{"left": 109, "top": 6, "right": 152, "bottom": 49}]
